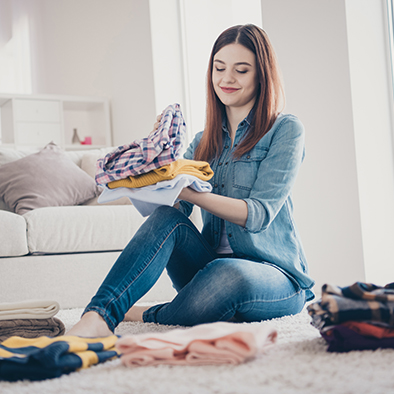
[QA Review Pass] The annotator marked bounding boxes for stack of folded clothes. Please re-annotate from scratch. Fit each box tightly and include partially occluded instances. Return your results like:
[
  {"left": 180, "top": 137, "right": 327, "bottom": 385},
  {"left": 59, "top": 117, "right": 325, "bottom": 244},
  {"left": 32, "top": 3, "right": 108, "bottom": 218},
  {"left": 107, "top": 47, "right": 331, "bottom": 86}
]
[
  {"left": 95, "top": 103, "right": 214, "bottom": 216},
  {"left": 99, "top": 159, "right": 214, "bottom": 216},
  {"left": 0, "top": 300, "right": 65, "bottom": 341},
  {"left": 307, "top": 282, "right": 394, "bottom": 352}
]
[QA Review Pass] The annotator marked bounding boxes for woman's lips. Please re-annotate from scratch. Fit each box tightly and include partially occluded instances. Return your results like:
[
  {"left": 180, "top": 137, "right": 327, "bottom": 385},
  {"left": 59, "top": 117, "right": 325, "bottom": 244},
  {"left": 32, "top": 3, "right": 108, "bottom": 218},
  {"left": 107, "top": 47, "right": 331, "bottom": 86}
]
[{"left": 220, "top": 87, "right": 239, "bottom": 93}]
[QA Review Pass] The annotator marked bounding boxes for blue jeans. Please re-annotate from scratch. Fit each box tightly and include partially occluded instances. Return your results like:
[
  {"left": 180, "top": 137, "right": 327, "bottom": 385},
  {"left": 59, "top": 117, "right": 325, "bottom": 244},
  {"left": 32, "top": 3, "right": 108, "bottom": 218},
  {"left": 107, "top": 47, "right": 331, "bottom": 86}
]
[{"left": 84, "top": 206, "right": 306, "bottom": 331}]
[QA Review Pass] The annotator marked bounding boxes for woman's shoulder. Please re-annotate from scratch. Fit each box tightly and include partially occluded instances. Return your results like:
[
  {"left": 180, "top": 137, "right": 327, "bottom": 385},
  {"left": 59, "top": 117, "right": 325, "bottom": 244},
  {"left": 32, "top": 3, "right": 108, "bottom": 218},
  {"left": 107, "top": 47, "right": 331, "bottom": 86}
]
[{"left": 272, "top": 113, "right": 304, "bottom": 134}]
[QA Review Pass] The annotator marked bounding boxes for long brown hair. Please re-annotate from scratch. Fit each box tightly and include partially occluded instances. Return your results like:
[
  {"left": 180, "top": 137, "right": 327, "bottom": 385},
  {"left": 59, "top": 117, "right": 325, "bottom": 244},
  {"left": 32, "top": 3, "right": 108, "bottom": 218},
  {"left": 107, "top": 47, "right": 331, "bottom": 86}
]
[{"left": 194, "top": 24, "right": 285, "bottom": 161}]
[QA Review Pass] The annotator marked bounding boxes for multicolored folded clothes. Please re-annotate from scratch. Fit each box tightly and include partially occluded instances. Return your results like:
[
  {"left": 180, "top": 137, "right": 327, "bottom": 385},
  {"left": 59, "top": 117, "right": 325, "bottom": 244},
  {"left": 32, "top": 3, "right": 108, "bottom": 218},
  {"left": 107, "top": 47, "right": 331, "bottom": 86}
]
[
  {"left": 95, "top": 103, "right": 186, "bottom": 185},
  {"left": 307, "top": 282, "right": 394, "bottom": 330},
  {"left": 0, "top": 335, "right": 120, "bottom": 381},
  {"left": 0, "top": 318, "right": 65, "bottom": 342}
]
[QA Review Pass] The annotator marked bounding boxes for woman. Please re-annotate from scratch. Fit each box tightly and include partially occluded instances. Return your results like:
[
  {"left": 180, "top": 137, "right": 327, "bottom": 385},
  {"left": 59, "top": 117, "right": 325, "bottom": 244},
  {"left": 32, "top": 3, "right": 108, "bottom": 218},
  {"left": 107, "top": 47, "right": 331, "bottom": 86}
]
[{"left": 68, "top": 24, "right": 315, "bottom": 337}]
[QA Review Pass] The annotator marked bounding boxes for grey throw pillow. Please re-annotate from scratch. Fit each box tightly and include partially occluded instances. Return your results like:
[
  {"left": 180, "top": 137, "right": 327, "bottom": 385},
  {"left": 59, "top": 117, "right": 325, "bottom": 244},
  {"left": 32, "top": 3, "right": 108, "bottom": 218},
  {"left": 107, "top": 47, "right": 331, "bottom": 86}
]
[{"left": 0, "top": 142, "right": 100, "bottom": 215}]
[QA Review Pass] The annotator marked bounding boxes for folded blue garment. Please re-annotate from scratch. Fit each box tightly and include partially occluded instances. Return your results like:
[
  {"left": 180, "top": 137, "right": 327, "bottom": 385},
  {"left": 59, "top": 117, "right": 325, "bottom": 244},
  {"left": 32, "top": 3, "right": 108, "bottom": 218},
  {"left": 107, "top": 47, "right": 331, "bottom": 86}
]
[{"left": 0, "top": 335, "right": 120, "bottom": 381}]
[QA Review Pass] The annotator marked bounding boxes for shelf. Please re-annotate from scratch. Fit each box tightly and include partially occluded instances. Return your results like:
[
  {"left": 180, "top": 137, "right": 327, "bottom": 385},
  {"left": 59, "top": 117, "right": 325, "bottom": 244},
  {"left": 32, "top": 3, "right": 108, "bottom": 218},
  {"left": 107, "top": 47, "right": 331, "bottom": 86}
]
[{"left": 0, "top": 93, "right": 112, "bottom": 150}]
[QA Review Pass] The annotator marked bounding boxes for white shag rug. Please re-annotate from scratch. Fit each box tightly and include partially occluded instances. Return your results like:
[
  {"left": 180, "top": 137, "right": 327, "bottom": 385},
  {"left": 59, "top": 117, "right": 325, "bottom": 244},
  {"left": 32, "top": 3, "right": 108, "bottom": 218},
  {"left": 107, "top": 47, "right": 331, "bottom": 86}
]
[{"left": 1, "top": 307, "right": 393, "bottom": 394}]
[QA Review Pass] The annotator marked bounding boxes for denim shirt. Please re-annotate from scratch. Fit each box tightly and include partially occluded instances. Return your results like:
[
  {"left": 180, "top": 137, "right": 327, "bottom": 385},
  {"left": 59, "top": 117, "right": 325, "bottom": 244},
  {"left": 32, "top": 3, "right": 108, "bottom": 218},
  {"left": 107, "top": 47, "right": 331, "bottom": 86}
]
[{"left": 180, "top": 112, "right": 315, "bottom": 296}]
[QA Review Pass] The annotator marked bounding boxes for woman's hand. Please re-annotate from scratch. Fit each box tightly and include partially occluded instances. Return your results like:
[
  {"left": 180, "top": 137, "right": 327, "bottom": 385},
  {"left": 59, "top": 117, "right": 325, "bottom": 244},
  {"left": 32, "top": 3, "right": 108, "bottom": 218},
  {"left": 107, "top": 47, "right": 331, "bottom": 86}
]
[{"left": 150, "top": 113, "right": 163, "bottom": 136}]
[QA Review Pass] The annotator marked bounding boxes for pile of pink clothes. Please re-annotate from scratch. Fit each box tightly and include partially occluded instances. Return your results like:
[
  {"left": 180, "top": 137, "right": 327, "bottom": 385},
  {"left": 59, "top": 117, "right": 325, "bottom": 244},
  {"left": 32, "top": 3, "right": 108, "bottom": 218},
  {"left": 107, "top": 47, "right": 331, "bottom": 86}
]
[{"left": 116, "top": 321, "right": 277, "bottom": 366}]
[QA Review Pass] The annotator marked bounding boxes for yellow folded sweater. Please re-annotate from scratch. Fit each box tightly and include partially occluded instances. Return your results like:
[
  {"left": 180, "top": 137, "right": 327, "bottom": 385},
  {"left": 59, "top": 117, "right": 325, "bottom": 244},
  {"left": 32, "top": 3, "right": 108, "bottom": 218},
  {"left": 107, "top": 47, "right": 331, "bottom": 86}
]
[{"left": 108, "top": 159, "right": 214, "bottom": 189}]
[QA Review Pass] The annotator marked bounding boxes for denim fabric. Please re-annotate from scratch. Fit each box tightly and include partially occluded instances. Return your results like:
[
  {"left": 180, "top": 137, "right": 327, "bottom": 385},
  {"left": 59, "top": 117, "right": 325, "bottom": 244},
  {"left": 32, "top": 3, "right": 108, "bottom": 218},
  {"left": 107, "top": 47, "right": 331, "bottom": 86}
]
[
  {"left": 84, "top": 206, "right": 306, "bottom": 330},
  {"left": 180, "top": 112, "right": 315, "bottom": 295}
]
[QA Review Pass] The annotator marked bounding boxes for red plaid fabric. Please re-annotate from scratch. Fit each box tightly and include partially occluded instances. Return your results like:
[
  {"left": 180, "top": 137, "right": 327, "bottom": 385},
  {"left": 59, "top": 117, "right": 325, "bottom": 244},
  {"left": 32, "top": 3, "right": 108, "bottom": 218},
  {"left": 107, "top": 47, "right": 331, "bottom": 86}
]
[{"left": 95, "top": 103, "right": 186, "bottom": 186}]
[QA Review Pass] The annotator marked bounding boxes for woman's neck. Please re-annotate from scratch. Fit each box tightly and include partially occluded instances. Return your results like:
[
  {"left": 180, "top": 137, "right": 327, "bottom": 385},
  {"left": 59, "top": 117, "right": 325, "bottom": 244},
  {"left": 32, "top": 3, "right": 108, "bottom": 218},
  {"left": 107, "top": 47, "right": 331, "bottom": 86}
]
[{"left": 225, "top": 104, "right": 253, "bottom": 144}]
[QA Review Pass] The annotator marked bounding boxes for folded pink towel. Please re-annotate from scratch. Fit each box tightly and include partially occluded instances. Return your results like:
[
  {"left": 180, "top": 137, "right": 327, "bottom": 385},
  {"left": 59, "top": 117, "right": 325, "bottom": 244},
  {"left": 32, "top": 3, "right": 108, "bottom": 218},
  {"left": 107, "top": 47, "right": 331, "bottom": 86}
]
[{"left": 116, "top": 322, "right": 277, "bottom": 367}]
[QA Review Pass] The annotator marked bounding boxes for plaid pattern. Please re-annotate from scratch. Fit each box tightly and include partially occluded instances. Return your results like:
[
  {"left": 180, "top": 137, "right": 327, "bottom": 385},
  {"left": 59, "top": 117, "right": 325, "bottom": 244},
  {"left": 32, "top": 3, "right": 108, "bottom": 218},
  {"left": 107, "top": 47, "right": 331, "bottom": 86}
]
[
  {"left": 95, "top": 103, "right": 186, "bottom": 186},
  {"left": 307, "top": 282, "right": 394, "bottom": 330}
]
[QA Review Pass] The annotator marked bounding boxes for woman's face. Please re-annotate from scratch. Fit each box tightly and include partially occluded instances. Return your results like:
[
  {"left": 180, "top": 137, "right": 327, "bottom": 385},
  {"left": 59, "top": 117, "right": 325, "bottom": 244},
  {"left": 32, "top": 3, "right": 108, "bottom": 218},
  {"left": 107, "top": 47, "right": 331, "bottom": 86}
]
[{"left": 212, "top": 43, "right": 259, "bottom": 111}]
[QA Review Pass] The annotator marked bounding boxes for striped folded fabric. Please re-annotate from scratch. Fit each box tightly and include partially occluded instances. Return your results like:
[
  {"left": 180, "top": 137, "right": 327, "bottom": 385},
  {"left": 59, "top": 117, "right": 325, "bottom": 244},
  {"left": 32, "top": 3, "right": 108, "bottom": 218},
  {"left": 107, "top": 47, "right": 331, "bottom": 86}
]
[{"left": 0, "top": 335, "right": 120, "bottom": 381}]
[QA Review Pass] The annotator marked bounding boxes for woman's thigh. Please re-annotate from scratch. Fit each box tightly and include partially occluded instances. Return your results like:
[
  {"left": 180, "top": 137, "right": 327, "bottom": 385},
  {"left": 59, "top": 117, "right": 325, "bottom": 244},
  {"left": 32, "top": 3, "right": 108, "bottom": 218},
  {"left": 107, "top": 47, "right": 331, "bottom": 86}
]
[{"left": 144, "top": 258, "right": 306, "bottom": 326}]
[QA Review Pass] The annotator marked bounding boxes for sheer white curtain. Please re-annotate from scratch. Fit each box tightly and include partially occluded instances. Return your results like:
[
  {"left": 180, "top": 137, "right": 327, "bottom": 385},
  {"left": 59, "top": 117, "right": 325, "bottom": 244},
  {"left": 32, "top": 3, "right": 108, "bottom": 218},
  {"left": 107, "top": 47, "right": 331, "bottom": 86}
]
[
  {"left": 149, "top": 0, "right": 262, "bottom": 148},
  {"left": 0, "top": 0, "right": 32, "bottom": 94}
]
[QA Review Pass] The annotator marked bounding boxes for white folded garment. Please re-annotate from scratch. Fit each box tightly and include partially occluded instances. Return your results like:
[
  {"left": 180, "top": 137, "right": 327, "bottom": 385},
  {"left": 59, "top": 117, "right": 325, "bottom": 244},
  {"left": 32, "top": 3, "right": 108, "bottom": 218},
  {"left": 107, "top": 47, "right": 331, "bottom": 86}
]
[
  {"left": 0, "top": 300, "right": 60, "bottom": 320},
  {"left": 98, "top": 174, "right": 212, "bottom": 216}
]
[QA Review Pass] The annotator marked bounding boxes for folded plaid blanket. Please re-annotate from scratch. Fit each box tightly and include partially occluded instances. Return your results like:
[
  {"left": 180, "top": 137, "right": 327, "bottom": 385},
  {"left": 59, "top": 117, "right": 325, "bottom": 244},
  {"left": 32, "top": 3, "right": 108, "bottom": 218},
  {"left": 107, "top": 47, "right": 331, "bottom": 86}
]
[
  {"left": 0, "top": 318, "right": 65, "bottom": 341},
  {"left": 307, "top": 282, "right": 394, "bottom": 330}
]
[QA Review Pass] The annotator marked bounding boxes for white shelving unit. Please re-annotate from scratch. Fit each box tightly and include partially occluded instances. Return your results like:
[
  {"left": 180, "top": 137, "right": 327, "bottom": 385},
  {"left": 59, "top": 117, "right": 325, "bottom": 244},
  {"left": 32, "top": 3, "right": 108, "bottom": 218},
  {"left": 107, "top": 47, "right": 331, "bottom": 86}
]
[{"left": 0, "top": 93, "right": 112, "bottom": 150}]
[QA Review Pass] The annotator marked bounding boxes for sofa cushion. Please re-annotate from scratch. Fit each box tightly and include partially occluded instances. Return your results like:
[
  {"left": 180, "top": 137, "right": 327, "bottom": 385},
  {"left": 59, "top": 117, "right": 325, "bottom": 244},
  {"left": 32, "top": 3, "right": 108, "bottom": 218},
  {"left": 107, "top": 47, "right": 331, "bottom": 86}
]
[
  {"left": 0, "top": 210, "right": 28, "bottom": 257},
  {"left": 24, "top": 205, "right": 146, "bottom": 254},
  {"left": 0, "top": 142, "right": 100, "bottom": 215}
]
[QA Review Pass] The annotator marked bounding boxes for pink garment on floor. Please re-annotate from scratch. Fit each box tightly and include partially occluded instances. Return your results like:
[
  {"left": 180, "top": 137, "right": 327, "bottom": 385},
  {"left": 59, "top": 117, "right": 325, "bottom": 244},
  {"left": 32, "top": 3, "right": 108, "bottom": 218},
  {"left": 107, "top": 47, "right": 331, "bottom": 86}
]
[{"left": 116, "top": 322, "right": 277, "bottom": 367}]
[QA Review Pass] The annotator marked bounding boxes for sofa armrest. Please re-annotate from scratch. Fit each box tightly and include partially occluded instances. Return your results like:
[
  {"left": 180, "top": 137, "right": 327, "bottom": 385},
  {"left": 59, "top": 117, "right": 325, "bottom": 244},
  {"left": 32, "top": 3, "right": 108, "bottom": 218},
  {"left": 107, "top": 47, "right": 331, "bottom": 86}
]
[{"left": 0, "top": 210, "right": 29, "bottom": 257}]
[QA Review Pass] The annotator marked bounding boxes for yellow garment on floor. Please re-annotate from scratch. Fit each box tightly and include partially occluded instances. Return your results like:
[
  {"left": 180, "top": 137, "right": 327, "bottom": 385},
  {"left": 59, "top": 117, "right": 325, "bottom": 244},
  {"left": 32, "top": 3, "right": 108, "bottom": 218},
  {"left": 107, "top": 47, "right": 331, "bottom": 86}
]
[{"left": 107, "top": 159, "right": 214, "bottom": 189}]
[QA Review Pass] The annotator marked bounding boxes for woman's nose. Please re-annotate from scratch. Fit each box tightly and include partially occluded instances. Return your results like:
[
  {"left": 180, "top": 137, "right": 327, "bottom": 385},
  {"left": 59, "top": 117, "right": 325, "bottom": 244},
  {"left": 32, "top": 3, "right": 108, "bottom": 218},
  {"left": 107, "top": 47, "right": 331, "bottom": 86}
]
[{"left": 222, "top": 70, "right": 235, "bottom": 83}]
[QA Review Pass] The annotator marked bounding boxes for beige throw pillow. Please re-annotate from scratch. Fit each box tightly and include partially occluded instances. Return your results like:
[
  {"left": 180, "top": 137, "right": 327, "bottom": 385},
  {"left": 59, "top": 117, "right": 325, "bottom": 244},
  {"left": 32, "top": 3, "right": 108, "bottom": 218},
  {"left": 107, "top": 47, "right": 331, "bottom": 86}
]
[{"left": 0, "top": 142, "right": 101, "bottom": 215}]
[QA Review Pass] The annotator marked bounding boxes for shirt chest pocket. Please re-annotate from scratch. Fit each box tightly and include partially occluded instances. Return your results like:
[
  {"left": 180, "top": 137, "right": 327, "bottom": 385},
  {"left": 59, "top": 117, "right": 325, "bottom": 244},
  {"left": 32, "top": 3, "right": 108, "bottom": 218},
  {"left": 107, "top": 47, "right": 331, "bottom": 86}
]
[{"left": 232, "top": 147, "right": 269, "bottom": 191}]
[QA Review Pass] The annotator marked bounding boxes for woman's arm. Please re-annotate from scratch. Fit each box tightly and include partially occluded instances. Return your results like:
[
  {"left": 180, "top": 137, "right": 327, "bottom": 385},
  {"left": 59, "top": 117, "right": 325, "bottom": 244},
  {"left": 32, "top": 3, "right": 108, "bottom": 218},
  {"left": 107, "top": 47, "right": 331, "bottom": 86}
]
[{"left": 178, "top": 187, "right": 248, "bottom": 227}]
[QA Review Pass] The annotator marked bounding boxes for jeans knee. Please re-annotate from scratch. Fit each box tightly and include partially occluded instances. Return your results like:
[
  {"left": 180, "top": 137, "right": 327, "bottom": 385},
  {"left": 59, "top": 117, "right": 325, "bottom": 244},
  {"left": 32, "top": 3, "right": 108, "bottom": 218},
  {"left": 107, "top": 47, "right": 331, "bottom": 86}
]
[{"left": 203, "top": 259, "right": 255, "bottom": 294}]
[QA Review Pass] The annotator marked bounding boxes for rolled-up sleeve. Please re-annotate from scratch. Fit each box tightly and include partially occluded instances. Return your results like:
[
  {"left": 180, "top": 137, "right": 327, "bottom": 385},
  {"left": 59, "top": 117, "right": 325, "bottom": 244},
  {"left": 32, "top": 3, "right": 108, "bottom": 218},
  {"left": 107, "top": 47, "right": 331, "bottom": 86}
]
[{"left": 243, "top": 116, "right": 305, "bottom": 233}]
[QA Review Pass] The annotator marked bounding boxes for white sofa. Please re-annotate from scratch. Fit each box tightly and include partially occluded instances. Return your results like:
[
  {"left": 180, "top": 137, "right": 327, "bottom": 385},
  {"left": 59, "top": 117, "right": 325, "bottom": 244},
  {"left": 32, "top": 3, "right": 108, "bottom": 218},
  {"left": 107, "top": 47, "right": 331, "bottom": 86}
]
[{"left": 0, "top": 146, "right": 177, "bottom": 309}]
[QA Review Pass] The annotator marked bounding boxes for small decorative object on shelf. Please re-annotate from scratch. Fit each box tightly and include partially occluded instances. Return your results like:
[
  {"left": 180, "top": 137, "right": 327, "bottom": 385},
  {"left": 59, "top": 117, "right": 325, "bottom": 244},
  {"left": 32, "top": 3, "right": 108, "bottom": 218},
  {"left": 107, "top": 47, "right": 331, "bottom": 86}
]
[
  {"left": 81, "top": 136, "right": 92, "bottom": 145},
  {"left": 72, "top": 128, "right": 81, "bottom": 144}
]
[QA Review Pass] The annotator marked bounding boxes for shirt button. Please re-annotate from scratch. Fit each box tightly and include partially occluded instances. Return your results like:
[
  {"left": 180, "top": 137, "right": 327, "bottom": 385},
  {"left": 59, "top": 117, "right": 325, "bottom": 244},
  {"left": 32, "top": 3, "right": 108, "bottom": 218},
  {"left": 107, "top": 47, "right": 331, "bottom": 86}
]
[
  {"left": 214, "top": 231, "right": 218, "bottom": 235},
  {"left": 225, "top": 145, "right": 229, "bottom": 149},
  {"left": 247, "top": 155, "right": 250, "bottom": 159},
  {"left": 234, "top": 144, "right": 238, "bottom": 147},
  {"left": 240, "top": 122, "right": 245, "bottom": 126},
  {"left": 214, "top": 183, "right": 218, "bottom": 188},
  {"left": 218, "top": 162, "right": 222, "bottom": 166},
  {"left": 228, "top": 233, "right": 232, "bottom": 237},
  {"left": 221, "top": 184, "right": 224, "bottom": 188},
  {"left": 225, "top": 162, "right": 228, "bottom": 165}
]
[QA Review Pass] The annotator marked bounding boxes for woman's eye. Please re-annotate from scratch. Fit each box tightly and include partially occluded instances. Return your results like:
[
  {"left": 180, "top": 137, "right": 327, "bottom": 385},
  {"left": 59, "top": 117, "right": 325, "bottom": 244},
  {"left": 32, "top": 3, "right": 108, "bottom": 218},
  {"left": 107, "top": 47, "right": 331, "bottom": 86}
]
[
  {"left": 236, "top": 70, "right": 247, "bottom": 74},
  {"left": 215, "top": 68, "right": 225, "bottom": 72}
]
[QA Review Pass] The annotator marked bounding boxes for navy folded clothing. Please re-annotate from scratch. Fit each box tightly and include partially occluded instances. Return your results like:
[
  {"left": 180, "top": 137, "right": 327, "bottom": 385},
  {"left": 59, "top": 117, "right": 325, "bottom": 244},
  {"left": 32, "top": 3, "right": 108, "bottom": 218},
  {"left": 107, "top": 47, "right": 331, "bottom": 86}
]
[{"left": 0, "top": 335, "right": 120, "bottom": 381}]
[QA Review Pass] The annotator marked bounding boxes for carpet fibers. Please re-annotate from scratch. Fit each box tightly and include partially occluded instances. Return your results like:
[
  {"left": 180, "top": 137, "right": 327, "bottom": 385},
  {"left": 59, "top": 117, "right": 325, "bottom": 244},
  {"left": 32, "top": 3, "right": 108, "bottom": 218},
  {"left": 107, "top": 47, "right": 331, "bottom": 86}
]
[{"left": 1, "top": 307, "right": 393, "bottom": 394}]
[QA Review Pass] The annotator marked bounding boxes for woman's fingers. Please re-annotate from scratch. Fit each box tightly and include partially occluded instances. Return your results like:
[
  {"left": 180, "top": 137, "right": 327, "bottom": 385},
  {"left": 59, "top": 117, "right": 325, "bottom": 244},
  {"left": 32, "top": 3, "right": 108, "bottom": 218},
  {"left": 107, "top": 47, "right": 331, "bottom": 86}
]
[{"left": 150, "top": 113, "right": 163, "bottom": 135}]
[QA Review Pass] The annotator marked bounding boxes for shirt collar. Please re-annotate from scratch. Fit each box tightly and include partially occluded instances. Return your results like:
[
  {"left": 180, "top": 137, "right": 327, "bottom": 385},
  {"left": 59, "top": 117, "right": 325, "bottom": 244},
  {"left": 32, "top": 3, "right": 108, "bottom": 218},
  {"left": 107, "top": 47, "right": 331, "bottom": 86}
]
[{"left": 221, "top": 108, "right": 254, "bottom": 131}]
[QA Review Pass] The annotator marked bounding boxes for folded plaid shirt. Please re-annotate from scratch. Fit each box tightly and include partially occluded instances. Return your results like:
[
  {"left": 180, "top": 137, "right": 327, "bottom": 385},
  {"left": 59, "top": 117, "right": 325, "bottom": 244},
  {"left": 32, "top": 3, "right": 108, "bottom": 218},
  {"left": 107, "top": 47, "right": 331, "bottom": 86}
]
[
  {"left": 95, "top": 103, "right": 186, "bottom": 186},
  {"left": 307, "top": 282, "right": 394, "bottom": 330}
]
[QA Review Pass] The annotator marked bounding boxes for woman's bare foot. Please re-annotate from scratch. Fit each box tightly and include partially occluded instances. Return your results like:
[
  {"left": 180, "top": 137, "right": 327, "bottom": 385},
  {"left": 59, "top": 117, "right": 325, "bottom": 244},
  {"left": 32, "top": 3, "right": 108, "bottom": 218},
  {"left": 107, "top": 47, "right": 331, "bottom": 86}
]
[
  {"left": 67, "top": 311, "right": 113, "bottom": 337},
  {"left": 123, "top": 305, "right": 151, "bottom": 322}
]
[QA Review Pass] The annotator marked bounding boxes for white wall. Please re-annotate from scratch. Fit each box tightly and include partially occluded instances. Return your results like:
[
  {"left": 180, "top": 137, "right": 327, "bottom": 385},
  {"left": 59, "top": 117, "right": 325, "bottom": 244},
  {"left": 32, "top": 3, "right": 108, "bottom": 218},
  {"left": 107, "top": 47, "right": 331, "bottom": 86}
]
[
  {"left": 346, "top": 0, "right": 394, "bottom": 285},
  {"left": 29, "top": 0, "right": 156, "bottom": 145},
  {"left": 261, "top": 0, "right": 366, "bottom": 293}
]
